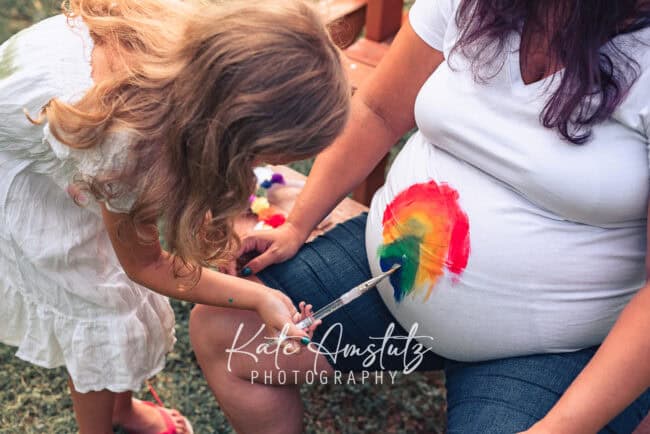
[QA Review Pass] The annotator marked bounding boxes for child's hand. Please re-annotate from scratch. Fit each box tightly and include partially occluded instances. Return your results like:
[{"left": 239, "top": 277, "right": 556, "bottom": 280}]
[
  {"left": 255, "top": 289, "right": 310, "bottom": 345},
  {"left": 293, "top": 301, "right": 322, "bottom": 337}
]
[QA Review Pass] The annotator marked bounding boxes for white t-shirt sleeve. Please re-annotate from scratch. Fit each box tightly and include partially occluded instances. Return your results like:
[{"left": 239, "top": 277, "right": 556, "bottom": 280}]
[
  {"left": 44, "top": 125, "right": 138, "bottom": 213},
  {"left": 643, "top": 106, "right": 650, "bottom": 172},
  {"left": 408, "top": 0, "right": 457, "bottom": 51}
]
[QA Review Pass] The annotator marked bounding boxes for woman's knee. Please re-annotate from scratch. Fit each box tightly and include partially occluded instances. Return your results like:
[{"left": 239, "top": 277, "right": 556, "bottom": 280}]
[{"left": 189, "top": 304, "right": 253, "bottom": 361}]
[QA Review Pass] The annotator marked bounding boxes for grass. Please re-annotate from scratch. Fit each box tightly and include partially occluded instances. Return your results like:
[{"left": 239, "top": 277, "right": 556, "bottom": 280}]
[
  {"left": 1, "top": 298, "right": 447, "bottom": 433},
  {"left": 0, "top": 1, "right": 62, "bottom": 43}
]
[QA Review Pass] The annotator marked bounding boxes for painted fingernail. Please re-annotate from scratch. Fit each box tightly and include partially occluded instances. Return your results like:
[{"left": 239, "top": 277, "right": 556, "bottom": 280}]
[
  {"left": 240, "top": 267, "right": 252, "bottom": 277},
  {"left": 300, "top": 337, "right": 310, "bottom": 345}
]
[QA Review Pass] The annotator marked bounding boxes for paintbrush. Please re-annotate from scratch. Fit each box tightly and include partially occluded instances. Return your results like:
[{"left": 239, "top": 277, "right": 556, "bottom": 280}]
[{"left": 267, "top": 263, "right": 401, "bottom": 348}]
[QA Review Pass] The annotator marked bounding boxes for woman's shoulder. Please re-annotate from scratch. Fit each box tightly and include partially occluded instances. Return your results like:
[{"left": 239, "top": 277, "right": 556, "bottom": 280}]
[
  {"left": 611, "top": 27, "right": 650, "bottom": 134},
  {"left": 409, "top": 0, "right": 462, "bottom": 53}
]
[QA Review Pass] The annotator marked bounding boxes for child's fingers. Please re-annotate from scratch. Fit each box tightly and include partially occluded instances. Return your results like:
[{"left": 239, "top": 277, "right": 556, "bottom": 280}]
[
  {"left": 293, "top": 301, "right": 305, "bottom": 323},
  {"left": 297, "top": 301, "right": 311, "bottom": 319},
  {"left": 306, "top": 319, "right": 321, "bottom": 337},
  {"left": 285, "top": 323, "right": 309, "bottom": 340},
  {"left": 298, "top": 302, "right": 310, "bottom": 318},
  {"left": 224, "top": 261, "right": 237, "bottom": 276}
]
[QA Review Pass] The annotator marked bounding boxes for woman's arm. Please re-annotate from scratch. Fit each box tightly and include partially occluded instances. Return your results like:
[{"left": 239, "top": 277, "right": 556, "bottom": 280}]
[
  {"left": 523, "top": 205, "right": 650, "bottom": 433},
  {"left": 101, "top": 203, "right": 309, "bottom": 339},
  {"left": 243, "top": 19, "right": 445, "bottom": 272},
  {"left": 526, "top": 286, "right": 650, "bottom": 433}
]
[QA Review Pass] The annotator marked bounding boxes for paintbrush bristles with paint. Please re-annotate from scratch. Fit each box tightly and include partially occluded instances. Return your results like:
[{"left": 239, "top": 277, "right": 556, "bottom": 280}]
[{"left": 267, "top": 264, "right": 401, "bottom": 348}]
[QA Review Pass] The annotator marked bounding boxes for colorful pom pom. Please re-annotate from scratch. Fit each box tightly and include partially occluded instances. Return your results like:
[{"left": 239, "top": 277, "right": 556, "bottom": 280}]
[
  {"left": 270, "top": 173, "right": 285, "bottom": 184},
  {"left": 260, "top": 173, "right": 287, "bottom": 189},
  {"left": 257, "top": 208, "right": 275, "bottom": 221},
  {"left": 263, "top": 213, "right": 286, "bottom": 228},
  {"left": 250, "top": 171, "right": 289, "bottom": 229},
  {"left": 250, "top": 197, "right": 270, "bottom": 214}
]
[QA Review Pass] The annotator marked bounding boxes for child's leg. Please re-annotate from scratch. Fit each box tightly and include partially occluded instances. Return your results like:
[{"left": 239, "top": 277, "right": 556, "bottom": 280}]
[
  {"left": 68, "top": 379, "right": 191, "bottom": 434},
  {"left": 68, "top": 378, "right": 116, "bottom": 434},
  {"left": 112, "top": 391, "right": 190, "bottom": 433}
]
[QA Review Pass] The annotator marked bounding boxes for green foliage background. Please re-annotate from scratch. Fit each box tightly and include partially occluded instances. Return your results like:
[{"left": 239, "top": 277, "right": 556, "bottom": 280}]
[
  {"left": 0, "top": 2, "right": 445, "bottom": 433},
  {"left": 0, "top": 0, "right": 62, "bottom": 43}
]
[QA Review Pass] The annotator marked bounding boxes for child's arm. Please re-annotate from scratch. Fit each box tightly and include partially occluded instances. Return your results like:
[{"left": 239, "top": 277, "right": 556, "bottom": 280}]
[{"left": 100, "top": 203, "right": 309, "bottom": 340}]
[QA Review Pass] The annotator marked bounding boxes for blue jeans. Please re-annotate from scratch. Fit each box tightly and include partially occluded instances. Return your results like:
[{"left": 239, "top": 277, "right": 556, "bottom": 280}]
[{"left": 258, "top": 214, "right": 650, "bottom": 433}]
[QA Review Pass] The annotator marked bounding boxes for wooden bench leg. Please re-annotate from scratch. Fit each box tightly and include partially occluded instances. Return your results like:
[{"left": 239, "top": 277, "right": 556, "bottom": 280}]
[
  {"left": 365, "top": 0, "right": 404, "bottom": 42},
  {"left": 352, "top": 154, "right": 389, "bottom": 205}
]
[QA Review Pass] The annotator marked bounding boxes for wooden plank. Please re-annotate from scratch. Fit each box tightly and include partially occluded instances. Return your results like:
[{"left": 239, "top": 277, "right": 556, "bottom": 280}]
[
  {"left": 318, "top": 0, "right": 367, "bottom": 24},
  {"left": 365, "top": 0, "right": 404, "bottom": 42},
  {"left": 321, "top": 0, "right": 368, "bottom": 48}
]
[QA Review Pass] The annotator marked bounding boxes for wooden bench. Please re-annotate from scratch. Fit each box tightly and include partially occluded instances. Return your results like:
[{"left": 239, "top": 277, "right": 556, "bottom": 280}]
[{"left": 320, "top": 0, "right": 407, "bottom": 205}]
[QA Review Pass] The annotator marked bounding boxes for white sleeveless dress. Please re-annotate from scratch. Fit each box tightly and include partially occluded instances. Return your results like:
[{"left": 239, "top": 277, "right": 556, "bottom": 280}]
[{"left": 0, "top": 15, "right": 175, "bottom": 393}]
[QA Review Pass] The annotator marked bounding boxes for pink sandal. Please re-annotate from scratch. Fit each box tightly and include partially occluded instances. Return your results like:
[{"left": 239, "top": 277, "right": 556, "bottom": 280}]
[
  {"left": 138, "top": 382, "right": 194, "bottom": 434},
  {"left": 139, "top": 400, "right": 194, "bottom": 434}
]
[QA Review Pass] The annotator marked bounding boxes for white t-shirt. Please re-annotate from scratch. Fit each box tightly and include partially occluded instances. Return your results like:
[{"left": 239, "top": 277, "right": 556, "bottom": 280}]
[{"left": 366, "top": 0, "right": 650, "bottom": 362}]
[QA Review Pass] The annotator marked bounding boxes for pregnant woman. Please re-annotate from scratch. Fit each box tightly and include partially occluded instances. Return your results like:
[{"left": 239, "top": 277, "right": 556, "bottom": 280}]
[{"left": 190, "top": 0, "right": 650, "bottom": 432}]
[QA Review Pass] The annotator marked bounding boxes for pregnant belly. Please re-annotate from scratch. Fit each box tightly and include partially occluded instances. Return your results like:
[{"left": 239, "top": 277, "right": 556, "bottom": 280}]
[{"left": 365, "top": 133, "right": 646, "bottom": 362}]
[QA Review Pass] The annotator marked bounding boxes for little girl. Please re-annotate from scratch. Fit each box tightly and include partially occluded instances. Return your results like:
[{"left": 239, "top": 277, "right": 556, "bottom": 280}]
[{"left": 0, "top": 0, "right": 349, "bottom": 433}]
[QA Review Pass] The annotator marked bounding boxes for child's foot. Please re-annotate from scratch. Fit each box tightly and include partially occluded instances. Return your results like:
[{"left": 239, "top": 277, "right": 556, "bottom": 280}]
[{"left": 115, "top": 398, "right": 192, "bottom": 434}]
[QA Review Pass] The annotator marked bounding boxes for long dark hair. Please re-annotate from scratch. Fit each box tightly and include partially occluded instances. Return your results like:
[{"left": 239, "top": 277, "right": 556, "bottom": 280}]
[{"left": 452, "top": 0, "right": 650, "bottom": 143}]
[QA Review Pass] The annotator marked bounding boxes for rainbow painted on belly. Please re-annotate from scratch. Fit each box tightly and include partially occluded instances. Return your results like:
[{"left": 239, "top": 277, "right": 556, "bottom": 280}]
[{"left": 378, "top": 181, "right": 470, "bottom": 302}]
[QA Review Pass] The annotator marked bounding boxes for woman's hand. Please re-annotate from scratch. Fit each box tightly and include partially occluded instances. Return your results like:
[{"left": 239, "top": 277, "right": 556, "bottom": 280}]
[{"left": 238, "top": 221, "right": 309, "bottom": 274}]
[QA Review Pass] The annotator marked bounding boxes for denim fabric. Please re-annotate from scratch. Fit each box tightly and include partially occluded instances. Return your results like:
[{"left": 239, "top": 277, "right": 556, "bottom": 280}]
[
  {"left": 258, "top": 213, "right": 445, "bottom": 372},
  {"left": 444, "top": 349, "right": 650, "bottom": 433},
  {"left": 257, "top": 214, "right": 650, "bottom": 433}
]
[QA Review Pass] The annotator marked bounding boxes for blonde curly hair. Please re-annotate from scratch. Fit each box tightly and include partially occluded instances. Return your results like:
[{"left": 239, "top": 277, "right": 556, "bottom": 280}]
[{"left": 37, "top": 0, "right": 350, "bottom": 286}]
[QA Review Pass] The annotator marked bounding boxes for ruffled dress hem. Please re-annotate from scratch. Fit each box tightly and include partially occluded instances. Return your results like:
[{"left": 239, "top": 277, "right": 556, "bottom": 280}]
[{"left": 0, "top": 281, "right": 176, "bottom": 394}]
